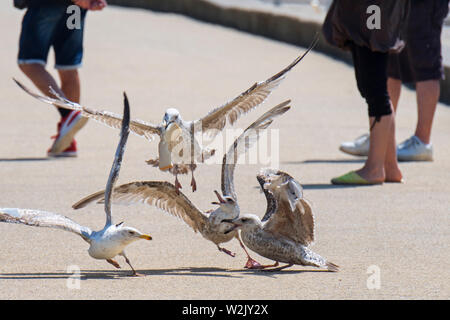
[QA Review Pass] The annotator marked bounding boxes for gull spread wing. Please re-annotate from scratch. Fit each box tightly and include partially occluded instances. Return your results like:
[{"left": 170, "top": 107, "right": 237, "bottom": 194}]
[
  {"left": 13, "top": 79, "right": 161, "bottom": 141},
  {"left": 0, "top": 208, "right": 92, "bottom": 242},
  {"left": 194, "top": 35, "right": 317, "bottom": 138},
  {"left": 221, "top": 100, "right": 291, "bottom": 201},
  {"left": 260, "top": 170, "right": 315, "bottom": 246},
  {"left": 104, "top": 92, "right": 130, "bottom": 226},
  {"left": 73, "top": 181, "right": 207, "bottom": 234}
]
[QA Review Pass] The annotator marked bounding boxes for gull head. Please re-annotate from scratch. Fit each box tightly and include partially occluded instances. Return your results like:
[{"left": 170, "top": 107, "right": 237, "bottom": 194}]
[
  {"left": 114, "top": 223, "right": 152, "bottom": 245},
  {"left": 258, "top": 168, "right": 303, "bottom": 212},
  {"left": 223, "top": 214, "right": 261, "bottom": 234},
  {"left": 163, "top": 108, "right": 181, "bottom": 126}
]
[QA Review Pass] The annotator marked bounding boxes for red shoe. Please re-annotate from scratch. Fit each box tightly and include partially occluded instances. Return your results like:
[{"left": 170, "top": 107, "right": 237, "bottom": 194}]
[{"left": 47, "top": 110, "right": 87, "bottom": 157}]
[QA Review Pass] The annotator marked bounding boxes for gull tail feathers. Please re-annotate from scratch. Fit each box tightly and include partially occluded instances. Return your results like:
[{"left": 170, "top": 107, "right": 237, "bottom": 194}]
[{"left": 326, "top": 262, "right": 339, "bottom": 272}]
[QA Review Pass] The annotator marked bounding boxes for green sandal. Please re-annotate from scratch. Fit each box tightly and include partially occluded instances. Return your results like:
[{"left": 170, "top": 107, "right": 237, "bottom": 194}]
[{"left": 331, "top": 171, "right": 383, "bottom": 185}]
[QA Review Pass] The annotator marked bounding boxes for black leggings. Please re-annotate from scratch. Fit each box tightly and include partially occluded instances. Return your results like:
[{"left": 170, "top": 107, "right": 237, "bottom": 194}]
[{"left": 350, "top": 43, "right": 392, "bottom": 119}]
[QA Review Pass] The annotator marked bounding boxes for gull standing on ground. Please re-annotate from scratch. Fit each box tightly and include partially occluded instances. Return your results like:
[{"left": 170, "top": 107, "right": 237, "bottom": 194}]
[
  {"left": 13, "top": 36, "right": 318, "bottom": 193},
  {"left": 0, "top": 93, "right": 152, "bottom": 276},
  {"left": 224, "top": 169, "right": 339, "bottom": 272},
  {"left": 71, "top": 100, "right": 291, "bottom": 266}
]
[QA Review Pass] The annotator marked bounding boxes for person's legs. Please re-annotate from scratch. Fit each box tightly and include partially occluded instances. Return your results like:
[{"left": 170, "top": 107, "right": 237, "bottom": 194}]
[
  {"left": 17, "top": 5, "right": 70, "bottom": 118},
  {"left": 396, "top": 0, "right": 447, "bottom": 161},
  {"left": 356, "top": 104, "right": 402, "bottom": 183},
  {"left": 333, "top": 44, "right": 402, "bottom": 184},
  {"left": 387, "top": 77, "right": 402, "bottom": 112},
  {"left": 44, "top": 8, "right": 89, "bottom": 156},
  {"left": 18, "top": 63, "right": 71, "bottom": 118},
  {"left": 414, "top": 79, "right": 440, "bottom": 144},
  {"left": 58, "top": 69, "right": 80, "bottom": 103},
  {"left": 383, "top": 108, "right": 402, "bottom": 182}
]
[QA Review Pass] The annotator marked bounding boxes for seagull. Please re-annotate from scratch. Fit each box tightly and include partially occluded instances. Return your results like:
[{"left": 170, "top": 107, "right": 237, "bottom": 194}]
[
  {"left": 224, "top": 168, "right": 339, "bottom": 272},
  {"left": 70, "top": 100, "right": 291, "bottom": 266},
  {"left": 0, "top": 93, "right": 152, "bottom": 276},
  {"left": 13, "top": 35, "right": 318, "bottom": 193}
]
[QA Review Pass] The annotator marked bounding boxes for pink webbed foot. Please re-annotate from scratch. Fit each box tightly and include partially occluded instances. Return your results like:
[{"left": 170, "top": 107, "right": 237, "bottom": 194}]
[{"left": 244, "top": 257, "right": 263, "bottom": 269}]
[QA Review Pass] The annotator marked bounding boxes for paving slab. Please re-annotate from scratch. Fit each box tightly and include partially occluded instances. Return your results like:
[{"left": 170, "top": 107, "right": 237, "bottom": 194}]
[{"left": 0, "top": 3, "right": 449, "bottom": 299}]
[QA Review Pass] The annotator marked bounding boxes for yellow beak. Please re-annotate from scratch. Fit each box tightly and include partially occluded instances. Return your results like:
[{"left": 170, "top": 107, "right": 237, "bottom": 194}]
[{"left": 139, "top": 234, "right": 152, "bottom": 240}]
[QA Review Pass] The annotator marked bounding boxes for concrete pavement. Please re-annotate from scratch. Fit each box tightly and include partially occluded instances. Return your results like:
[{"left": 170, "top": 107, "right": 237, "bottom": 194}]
[{"left": 0, "top": 3, "right": 449, "bottom": 299}]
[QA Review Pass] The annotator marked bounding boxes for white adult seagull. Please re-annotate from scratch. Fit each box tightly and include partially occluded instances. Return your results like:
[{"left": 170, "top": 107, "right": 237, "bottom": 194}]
[
  {"left": 224, "top": 169, "right": 339, "bottom": 272},
  {"left": 13, "top": 36, "right": 318, "bottom": 193},
  {"left": 0, "top": 93, "right": 152, "bottom": 276},
  {"left": 70, "top": 100, "right": 291, "bottom": 267}
]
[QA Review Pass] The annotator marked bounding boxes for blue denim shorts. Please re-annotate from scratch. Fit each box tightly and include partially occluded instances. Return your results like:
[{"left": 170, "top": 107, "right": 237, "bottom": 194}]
[{"left": 18, "top": 4, "right": 87, "bottom": 70}]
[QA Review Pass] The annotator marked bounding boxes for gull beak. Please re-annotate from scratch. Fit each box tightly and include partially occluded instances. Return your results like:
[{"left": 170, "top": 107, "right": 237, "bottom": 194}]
[
  {"left": 223, "top": 220, "right": 240, "bottom": 234},
  {"left": 139, "top": 234, "right": 152, "bottom": 240},
  {"left": 211, "top": 190, "right": 226, "bottom": 205}
]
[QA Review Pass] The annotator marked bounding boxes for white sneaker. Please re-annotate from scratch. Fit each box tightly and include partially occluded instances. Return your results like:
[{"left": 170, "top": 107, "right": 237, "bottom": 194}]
[
  {"left": 397, "top": 136, "right": 433, "bottom": 161},
  {"left": 339, "top": 133, "right": 370, "bottom": 156}
]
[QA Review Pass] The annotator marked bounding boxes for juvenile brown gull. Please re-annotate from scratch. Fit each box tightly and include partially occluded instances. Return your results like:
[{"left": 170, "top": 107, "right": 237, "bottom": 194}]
[{"left": 224, "top": 169, "right": 339, "bottom": 272}]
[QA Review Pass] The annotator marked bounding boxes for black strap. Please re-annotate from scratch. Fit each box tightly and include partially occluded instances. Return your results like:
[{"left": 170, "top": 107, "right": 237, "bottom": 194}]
[{"left": 370, "top": 116, "right": 381, "bottom": 131}]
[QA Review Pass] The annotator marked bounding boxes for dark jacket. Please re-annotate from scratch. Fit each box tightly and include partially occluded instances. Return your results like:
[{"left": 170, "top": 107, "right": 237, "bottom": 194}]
[{"left": 322, "top": 0, "right": 410, "bottom": 53}]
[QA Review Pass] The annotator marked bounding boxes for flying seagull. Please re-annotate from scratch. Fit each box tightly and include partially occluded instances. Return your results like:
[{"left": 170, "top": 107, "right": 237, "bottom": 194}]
[
  {"left": 13, "top": 35, "right": 318, "bottom": 193},
  {"left": 224, "top": 168, "right": 339, "bottom": 272},
  {"left": 0, "top": 93, "right": 152, "bottom": 276},
  {"left": 71, "top": 100, "right": 291, "bottom": 266}
]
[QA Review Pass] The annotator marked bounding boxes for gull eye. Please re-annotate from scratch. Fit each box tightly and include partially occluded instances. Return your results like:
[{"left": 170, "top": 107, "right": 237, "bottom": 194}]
[{"left": 128, "top": 231, "right": 135, "bottom": 235}]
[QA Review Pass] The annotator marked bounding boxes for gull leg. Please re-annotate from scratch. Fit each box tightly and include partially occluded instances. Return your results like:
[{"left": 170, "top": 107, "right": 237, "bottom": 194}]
[
  {"left": 106, "top": 259, "right": 121, "bottom": 269},
  {"left": 174, "top": 173, "right": 182, "bottom": 194},
  {"left": 236, "top": 236, "right": 263, "bottom": 269},
  {"left": 217, "top": 245, "right": 235, "bottom": 257},
  {"left": 121, "top": 252, "right": 143, "bottom": 277}
]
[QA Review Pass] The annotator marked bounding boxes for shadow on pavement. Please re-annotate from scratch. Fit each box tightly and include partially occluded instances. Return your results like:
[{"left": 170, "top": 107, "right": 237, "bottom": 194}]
[
  {"left": 0, "top": 157, "right": 50, "bottom": 162},
  {"left": 254, "top": 182, "right": 376, "bottom": 190},
  {"left": 282, "top": 158, "right": 366, "bottom": 164},
  {"left": 0, "top": 266, "right": 330, "bottom": 280}
]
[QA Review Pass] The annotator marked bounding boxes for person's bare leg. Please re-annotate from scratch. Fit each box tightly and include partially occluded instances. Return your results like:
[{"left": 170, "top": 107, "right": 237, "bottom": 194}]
[
  {"left": 387, "top": 77, "right": 402, "bottom": 112},
  {"left": 19, "top": 63, "right": 65, "bottom": 100},
  {"left": 414, "top": 80, "right": 439, "bottom": 144},
  {"left": 58, "top": 69, "right": 80, "bottom": 103},
  {"left": 355, "top": 114, "right": 394, "bottom": 183},
  {"left": 383, "top": 109, "right": 403, "bottom": 182}
]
